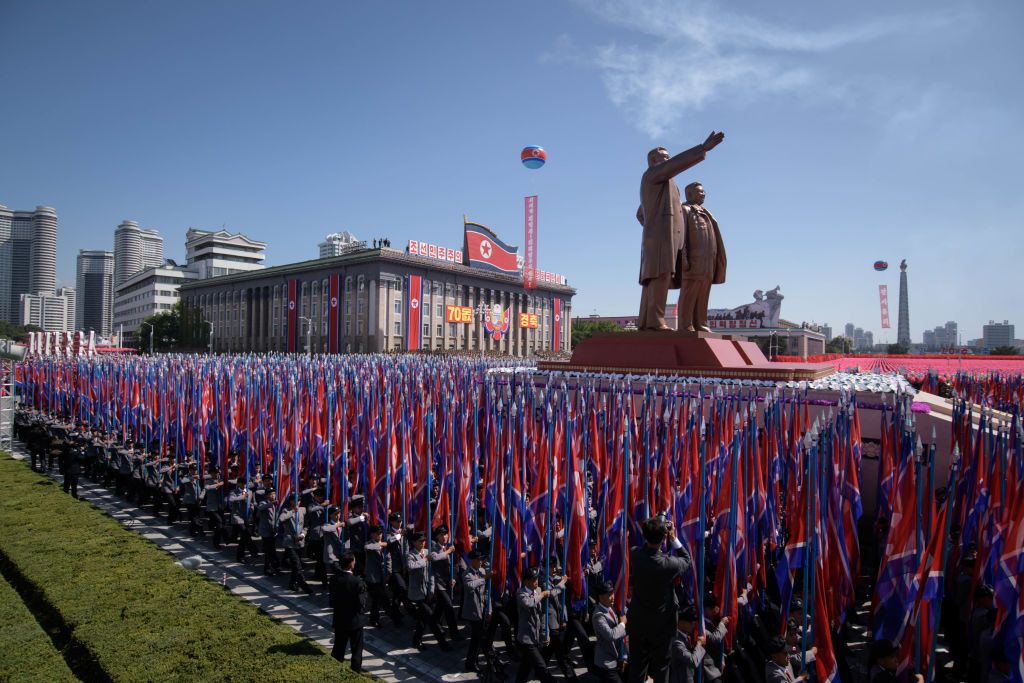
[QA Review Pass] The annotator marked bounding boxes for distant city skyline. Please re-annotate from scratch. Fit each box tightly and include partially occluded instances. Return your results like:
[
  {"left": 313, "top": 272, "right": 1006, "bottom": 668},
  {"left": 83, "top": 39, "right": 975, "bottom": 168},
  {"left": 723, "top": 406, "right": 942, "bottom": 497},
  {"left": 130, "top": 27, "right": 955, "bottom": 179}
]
[{"left": 2, "top": 2, "right": 1022, "bottom": 343}]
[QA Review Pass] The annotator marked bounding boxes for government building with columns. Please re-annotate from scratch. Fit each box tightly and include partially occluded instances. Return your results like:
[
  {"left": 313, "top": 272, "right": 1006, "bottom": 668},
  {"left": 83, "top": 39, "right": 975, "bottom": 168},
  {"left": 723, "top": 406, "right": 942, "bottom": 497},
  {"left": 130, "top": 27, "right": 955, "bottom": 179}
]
[{"left": 179, "top": 246, "right": 575, "bottom": 356}]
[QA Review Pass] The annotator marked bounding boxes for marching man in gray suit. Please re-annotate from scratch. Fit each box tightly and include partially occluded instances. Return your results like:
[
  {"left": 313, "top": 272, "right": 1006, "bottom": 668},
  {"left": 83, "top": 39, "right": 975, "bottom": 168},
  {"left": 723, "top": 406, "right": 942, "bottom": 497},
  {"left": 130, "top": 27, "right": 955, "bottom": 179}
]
[
  {"left": 405, "top": 531, "right": 452, "bottom": 652},
  {"left": 515, "top": 566, "right": 568, "bottom": 683},
  {"left": 670, "top": 606, "right": 707, "bottom": 683},
  {"left": 462, "top": 549, "right": 491, "bottom": 673},
  {"left": 766, "top": 636, "right": 809, "bottom": 683},
  {"left": 593, "top": 581, "right": 627, "bottom": 683}
]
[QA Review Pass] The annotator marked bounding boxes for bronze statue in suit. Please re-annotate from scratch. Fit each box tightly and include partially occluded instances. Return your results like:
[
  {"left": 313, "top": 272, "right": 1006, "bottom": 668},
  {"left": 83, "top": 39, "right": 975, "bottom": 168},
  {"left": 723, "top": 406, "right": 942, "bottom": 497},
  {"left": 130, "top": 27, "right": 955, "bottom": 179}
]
[
  {"left": 636, "top": 132, "right": 724, "bottom": 331},
  {"left": 678, "top": 181, "right": 727, "bottom": 332}
]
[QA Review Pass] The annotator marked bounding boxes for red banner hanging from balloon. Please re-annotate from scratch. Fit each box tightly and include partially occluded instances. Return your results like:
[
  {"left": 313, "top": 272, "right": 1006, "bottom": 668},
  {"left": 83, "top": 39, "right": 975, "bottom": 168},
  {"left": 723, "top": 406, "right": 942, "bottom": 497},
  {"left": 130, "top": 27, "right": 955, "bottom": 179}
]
[
  {"left": 524, "top": 195, "right": 538, "bottom": 289},
  {"left": 879, "top": 284, "right": 891, "bottom": 329}
]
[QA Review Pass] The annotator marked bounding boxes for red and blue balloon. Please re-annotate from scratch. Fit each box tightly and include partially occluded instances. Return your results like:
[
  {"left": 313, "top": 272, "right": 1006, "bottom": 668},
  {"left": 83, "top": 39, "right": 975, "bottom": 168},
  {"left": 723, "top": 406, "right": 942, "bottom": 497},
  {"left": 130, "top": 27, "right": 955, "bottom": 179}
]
[{"left": 521, "top": 146, "right": 546, "bottom": 169}]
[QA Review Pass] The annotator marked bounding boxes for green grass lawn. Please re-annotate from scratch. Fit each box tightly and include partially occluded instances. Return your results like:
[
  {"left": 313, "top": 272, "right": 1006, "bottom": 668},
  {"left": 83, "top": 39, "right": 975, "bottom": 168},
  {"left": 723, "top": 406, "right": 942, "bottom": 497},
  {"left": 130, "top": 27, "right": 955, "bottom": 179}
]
[
  {"left": 0, "top": 454, "right": 373, "bottom": 682},
  {"left": 0, "top": 573, "right": 77, "bottom": 683}
]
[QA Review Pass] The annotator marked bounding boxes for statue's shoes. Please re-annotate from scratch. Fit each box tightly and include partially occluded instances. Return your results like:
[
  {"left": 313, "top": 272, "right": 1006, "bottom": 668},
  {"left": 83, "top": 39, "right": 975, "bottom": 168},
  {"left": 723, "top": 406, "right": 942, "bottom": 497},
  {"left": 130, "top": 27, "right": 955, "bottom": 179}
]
[
  {"left": 655, "top": 325, "right": 674, "bottom": 332},
  {"left": 696, "top": 325, "right": 712, "bottom": 332}
]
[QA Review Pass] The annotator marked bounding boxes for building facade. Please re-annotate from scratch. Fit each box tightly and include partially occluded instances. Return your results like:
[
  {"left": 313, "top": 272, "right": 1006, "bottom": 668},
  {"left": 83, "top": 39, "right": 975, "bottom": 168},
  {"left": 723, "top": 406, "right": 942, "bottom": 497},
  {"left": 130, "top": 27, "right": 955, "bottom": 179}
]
[
  {"left": 114, "top": 220, "right": 164, "bottom": 287},
  {"left": 76, "top": 250, "right": 114, "bottom": 336},
  {"left": 922, "top": 321, "right": 959, "bottom": 350},
  {"left": 18, "top": 288, "right": 75, "bottom": 332},
  {"left": 982, "top": 320, "right": 1015, "bottom": 350},
  {"left": 180, "top": 248, "right": 575, "bottom": 356},
  {"left": 113, "top": 264, "right": 198, "bottom": 340},
  {"left": 0, "top": 204, "right": 57, "bottom": 324},
  {"left": 185, "top": 228, "right": 266, "bottom": 280},
  {"left": 318, "top": 231, "right": 361, "bottom": 258}
]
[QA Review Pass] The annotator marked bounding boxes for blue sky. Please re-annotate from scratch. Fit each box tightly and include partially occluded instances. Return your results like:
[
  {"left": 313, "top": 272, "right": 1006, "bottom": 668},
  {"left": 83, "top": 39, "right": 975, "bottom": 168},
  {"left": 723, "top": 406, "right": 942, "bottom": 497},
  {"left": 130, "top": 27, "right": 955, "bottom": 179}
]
[{"left": 2, "top": 0, "right": 1021, "bottom": 344}]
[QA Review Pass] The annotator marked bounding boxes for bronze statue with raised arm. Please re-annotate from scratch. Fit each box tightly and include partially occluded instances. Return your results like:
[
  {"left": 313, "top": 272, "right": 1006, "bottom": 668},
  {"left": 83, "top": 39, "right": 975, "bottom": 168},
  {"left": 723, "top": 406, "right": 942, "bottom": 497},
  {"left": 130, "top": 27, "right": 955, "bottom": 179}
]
[
  {"left": 678, "top": 180, "right": 727, "bottom": 332},
  {"left": 636, "top": 131, "right": 724, "bottom": 331}
]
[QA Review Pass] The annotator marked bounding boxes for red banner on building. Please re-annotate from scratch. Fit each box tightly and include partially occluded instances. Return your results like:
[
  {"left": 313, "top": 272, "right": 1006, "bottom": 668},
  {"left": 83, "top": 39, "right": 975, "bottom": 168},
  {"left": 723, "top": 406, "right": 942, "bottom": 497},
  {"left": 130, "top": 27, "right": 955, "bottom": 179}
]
[
  {"left": 524, "top": 196, "right": 537, "bottom": 289},
  {"left": 879, "top": 284, "right": 891, "bottom": 329},
  {"left": 287, "top": 279, "right": 298, "bottom": 353},
  {"left": 328, "top": 273, "right": 340, "bottom": 354},
  {"left": 553, "top": 298, "right": 562, "bottom": 350},
  {"left": 407, "top": 275, "right": 423, "bottom": 351}
]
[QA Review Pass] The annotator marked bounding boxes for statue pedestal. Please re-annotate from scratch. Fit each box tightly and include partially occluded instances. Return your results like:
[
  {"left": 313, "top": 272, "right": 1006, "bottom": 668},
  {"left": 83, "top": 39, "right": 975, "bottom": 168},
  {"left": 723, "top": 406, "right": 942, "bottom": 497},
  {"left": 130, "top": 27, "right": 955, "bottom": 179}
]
[{"left": 538, "top": 332, "right": 835, "bottom": 381}]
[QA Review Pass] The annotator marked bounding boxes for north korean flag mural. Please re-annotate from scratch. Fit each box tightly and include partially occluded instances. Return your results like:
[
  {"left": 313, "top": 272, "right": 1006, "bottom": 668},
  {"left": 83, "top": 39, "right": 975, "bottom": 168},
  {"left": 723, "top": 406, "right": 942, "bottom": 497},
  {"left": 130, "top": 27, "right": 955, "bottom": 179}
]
[
  {"left": 464, "top": 219, "right": 520, "bottom": 275},
  {"left": 286, "top": 279, "right": 298, "bottom": 353},
  {"left": 553, "top": 298, "right": 562, "bottom": 350},
  {"left": 406, "top": 275, "right": 424, "bottom": 351},
  {"left": 328, "top": 273, "right": 340, "bottom": 354}
]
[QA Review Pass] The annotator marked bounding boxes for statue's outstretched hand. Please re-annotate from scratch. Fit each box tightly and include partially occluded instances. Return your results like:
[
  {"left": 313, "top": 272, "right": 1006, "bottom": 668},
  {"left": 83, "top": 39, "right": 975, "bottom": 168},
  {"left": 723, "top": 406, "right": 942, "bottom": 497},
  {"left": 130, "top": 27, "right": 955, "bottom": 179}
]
[{"left": 702, "top": 131, "right": 724, "bottom": 152}]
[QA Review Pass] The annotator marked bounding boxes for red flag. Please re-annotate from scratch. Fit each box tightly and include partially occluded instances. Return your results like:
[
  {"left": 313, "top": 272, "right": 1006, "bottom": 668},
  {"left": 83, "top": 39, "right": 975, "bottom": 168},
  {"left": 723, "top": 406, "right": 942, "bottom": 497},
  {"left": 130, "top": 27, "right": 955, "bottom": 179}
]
[
  {"left": 328, "top": 273, "right": 340, "bottom": 354},
  {"left": 286, "top": 279, "right": 298, "bottom": 353},
  {"left": 464, "top": 220, "right": 519, "bottom": 274},
  {"left": 406, "top": 275, "right": 423, "bottom": 352}
]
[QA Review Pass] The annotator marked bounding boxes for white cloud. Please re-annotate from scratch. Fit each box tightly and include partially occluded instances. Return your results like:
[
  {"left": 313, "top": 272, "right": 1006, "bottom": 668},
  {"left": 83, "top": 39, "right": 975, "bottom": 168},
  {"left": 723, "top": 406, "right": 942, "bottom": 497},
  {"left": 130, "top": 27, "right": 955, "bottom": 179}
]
[{"left": 561, "top": 0, "right": 958, "bottom": 138}]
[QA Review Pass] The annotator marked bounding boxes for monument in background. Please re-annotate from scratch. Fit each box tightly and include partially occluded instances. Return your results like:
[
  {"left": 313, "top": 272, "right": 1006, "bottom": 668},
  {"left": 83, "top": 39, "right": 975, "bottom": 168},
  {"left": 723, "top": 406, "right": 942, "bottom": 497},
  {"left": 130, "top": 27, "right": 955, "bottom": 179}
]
[
  {"left": 897, "top": 259, "right": 911, "bottom": 347},
  {"left": 541, "top": 135, "right": 835, "bottom": 381}
]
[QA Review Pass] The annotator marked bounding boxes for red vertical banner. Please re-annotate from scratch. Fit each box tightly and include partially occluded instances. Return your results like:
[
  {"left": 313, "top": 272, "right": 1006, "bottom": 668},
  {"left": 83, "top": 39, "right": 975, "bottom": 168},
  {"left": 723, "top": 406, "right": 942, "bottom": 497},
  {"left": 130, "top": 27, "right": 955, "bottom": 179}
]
[
  {"left": 553, "top": 298, "right": 562, "bottom": 351},
  {"left": 287, "top": 279, "right": 298, "bottom": 353},
  {"left": 328, "top": 273, "right": 340, "bottom": 354},
  {"left": 406, "top": 275, "right": 423, "bottom": 351},
  {"left": 524, "top": 195, "right": 538, "bottom": 289},
  {"left": 879, "top": 284, "right": 890, "bottom": 329}
]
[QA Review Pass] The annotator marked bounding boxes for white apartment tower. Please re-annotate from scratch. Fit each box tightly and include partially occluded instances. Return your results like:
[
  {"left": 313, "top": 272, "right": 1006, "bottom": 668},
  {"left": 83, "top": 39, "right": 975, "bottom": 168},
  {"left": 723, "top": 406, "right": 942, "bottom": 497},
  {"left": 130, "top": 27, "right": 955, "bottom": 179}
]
[
  {"left": 0, "top": 204, "right": 58, "bottom": 324},
  {"left": 318, "top": 231, "right": 359, "bottom": 258},
  {"left": 114, "top": 220, "right": 164, "bottom": 287}
]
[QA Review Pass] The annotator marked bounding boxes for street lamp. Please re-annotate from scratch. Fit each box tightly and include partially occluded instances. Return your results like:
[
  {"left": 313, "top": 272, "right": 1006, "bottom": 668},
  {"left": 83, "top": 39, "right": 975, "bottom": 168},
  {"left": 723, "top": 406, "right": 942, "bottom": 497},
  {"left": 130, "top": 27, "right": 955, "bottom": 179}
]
[
  {"left": 298, "top": 316, "right": 313, "bottom": 356},
  {"left": 140, "top": 321, "right": 155, "bottom": 355},
  {"left": 474, "top": 302, "right": 491, "bottom": 359},
  {"left": 202, "top": 320, "right": 214, "bottom": 354}
]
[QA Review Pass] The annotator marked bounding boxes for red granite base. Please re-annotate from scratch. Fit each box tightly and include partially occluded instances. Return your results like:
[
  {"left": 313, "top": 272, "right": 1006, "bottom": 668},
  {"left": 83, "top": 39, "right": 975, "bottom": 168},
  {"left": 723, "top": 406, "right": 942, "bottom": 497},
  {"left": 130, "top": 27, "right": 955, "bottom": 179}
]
[{"left": 538, "top": 332, "right": 836, "bottom": 381}]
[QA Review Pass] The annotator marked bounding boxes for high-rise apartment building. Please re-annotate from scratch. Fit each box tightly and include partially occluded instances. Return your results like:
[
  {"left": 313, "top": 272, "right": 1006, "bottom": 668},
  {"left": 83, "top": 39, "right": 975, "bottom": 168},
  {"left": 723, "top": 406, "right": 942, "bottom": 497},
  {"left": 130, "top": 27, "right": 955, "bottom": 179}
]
[
  {"left": 943, "top": 321, "right": 958, "bottom": 348},
  {"left": 982, "top": 320, "right": 1015, "bottom": 350},
  {"left": 318, "top": 231, "right": 360, "bottom": 258},
  {"left": 923, "top": 321, "right": 959, "bottom": 350},
  {"left": 115, "top": 220, "right": 163, "bottom": 285},
  {"left": 0, "top": 204, "right": 57, "bottom": 323},
  {"left": 185, "top": 228, "right": 266, "bottom": 279},
  {"left": 844, "top": 323, "right": 855, "bottom": 340},
  {"left": 114, "top": 220, "right": 164, "bottom": 287},
  {"left": 76, "top": 250, "right": 114, "bottom": 336}
]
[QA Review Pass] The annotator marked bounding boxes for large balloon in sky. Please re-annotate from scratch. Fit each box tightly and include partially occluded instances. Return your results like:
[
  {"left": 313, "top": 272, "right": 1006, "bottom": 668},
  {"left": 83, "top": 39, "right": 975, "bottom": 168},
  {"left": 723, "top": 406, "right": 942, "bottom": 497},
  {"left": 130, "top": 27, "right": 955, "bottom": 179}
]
[
  {"left": 873, "top": 260, "right": 888, "bottom": 271},
  {"left": 521, "top": 146, "right": 546, "bottom": 169}
]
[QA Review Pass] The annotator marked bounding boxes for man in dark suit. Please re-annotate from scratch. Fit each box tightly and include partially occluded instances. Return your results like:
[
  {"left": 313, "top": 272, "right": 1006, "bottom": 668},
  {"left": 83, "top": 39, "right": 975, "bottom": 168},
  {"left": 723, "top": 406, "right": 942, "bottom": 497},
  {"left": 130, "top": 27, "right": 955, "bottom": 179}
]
[
  {"left": 61, "top": 440, "right": 83, "bottom": 498},
  {"left": 626, "top": 515, "right": 693, "bottom": 683},
  {"left": 330, "top": 551, "right": 369, "bottom": 672},
  {"left": 635, "top": 132, "right": 724, "bottom": 330}
]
